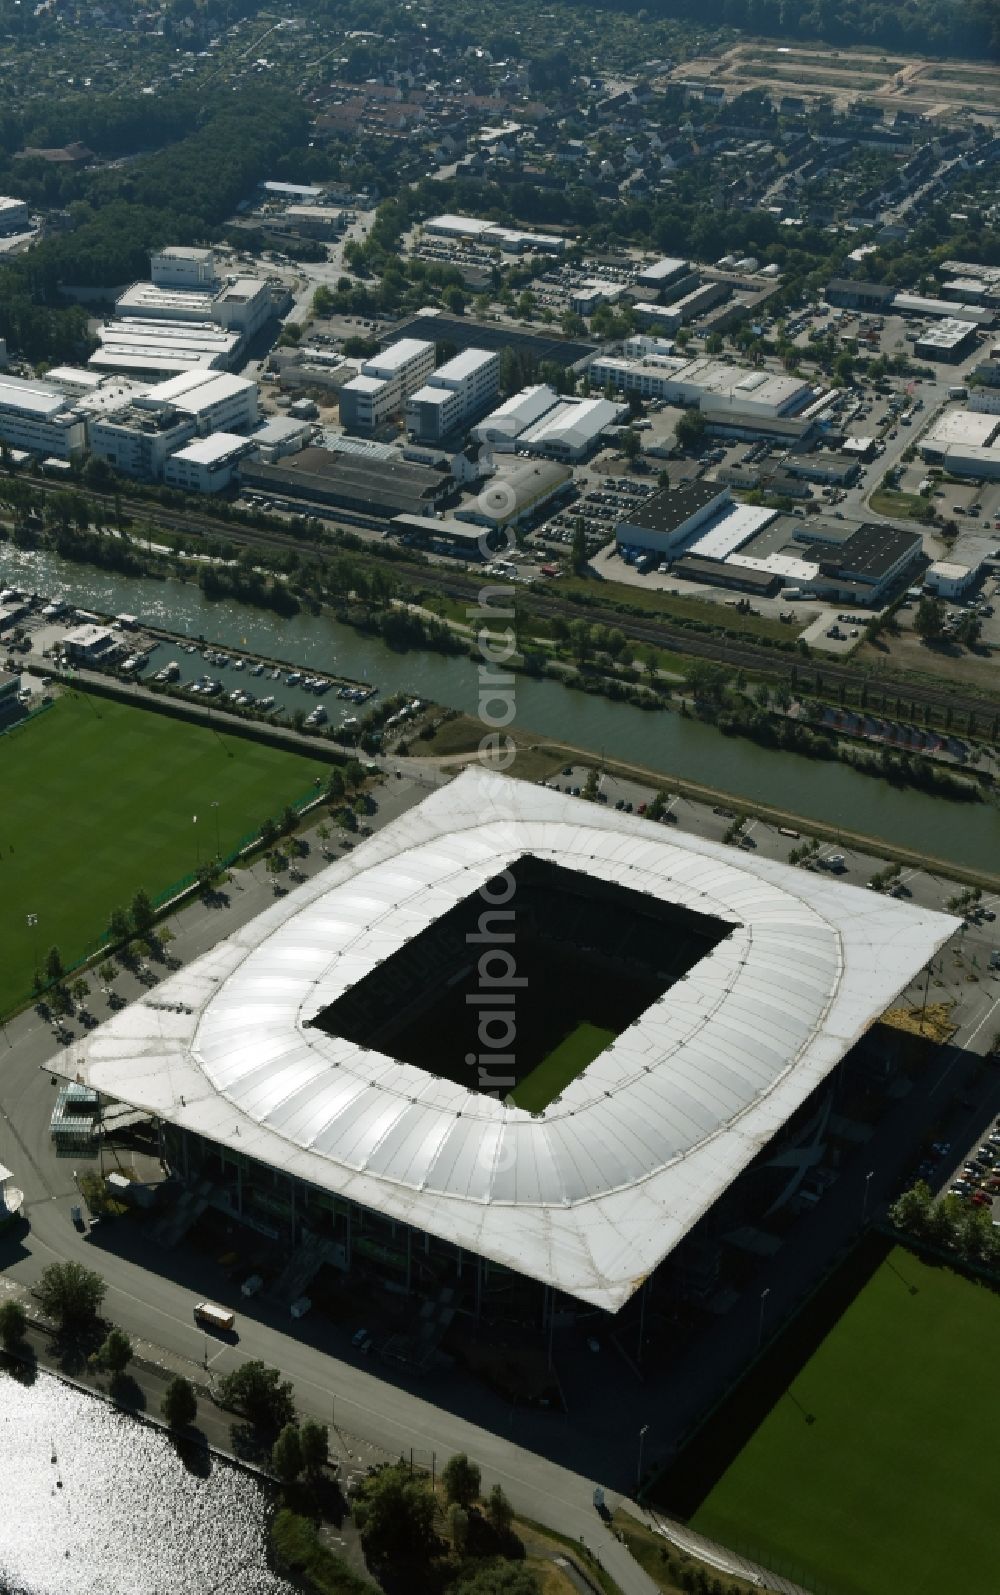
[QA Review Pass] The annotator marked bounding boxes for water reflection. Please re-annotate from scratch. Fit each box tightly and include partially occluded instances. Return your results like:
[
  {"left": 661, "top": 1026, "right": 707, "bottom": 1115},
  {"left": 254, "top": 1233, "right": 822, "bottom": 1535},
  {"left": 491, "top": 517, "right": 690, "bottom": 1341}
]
[{"left": 0, "top": 1367, "right": 295, "bottom": 1595}]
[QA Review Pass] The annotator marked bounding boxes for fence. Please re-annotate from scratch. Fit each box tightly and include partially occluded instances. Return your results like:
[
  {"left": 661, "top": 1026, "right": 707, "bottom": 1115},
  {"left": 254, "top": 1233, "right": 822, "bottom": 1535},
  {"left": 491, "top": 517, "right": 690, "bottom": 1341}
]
[{"left": 0, "top": 696, "right": 54, "bottom": 741}]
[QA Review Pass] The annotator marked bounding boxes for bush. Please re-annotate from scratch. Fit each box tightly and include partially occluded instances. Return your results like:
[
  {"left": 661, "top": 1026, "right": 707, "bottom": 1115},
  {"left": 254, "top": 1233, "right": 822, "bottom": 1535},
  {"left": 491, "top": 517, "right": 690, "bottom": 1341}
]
[{"left": 271, "top": 1510, "right": 377, "bottom": 1594}]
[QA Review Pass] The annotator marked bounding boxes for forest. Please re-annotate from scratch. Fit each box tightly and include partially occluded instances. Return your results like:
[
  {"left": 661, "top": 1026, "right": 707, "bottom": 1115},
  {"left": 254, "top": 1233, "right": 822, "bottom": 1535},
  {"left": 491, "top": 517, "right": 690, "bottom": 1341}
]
[{"left": 0, "top": 88, "right": 308, "bottom": 363}]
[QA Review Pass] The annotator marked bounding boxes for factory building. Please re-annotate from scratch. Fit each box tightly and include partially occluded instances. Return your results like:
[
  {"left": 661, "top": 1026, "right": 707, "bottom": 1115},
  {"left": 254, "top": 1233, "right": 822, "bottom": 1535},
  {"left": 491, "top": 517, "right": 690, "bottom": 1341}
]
[
  {"left": 150, "top": 247, "right": 219, "bottom": 292},
  {"left": 0, "top": 374, "right": 87, "bottom": 459},
  {"left": 615, "top": 482, "right": 732, "bottom": 557},
  {"left": 89, "top": 372, "right": 258, "bottom": 480},
  {"left": 163, "top": 433, "right": 254, "bottom": 493},
  {"left": 424, "top": 213, "right": 567, "bottom": 255},
  {"left": 405, "top": 348, "right": 500, "bottom": 443},
  {"left": 914, "top": 319, "right": 980, "bottom": 364},
  {"left": 0, "top": 196, "right": 31, "bottom": 234},
  {"left": 635, "top": 256, "right": 691, "bottom": 291}
]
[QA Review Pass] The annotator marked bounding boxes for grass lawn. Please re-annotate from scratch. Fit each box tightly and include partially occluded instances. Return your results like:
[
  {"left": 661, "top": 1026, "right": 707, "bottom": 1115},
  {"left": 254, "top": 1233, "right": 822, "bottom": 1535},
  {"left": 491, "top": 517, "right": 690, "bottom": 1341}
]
[
  {"left": 0, "top": 692, "right": 328, "bottom": 1014},
  {"left": 868, "top": 489, "right": 933, "bottom": 522},
  {"left": 509, "top": 1021, "right": 615, "bottom": 1112},
  {"left": 691, "top": 1248, "right": 1000, "bottom": 1595}
]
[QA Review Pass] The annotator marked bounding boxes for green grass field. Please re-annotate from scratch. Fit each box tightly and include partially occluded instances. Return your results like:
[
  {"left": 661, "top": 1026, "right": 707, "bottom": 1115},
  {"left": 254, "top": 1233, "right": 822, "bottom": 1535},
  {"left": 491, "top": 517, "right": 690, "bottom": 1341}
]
[
  {"left": 509, "top": 1021, "right": 615, "bottom": 1113},
  {"left": 0, "top": 693, "right": 328, "bottom": 1015},
  {"left": 692, "top": 1248, "right": 1000, "bottom": 1595}
]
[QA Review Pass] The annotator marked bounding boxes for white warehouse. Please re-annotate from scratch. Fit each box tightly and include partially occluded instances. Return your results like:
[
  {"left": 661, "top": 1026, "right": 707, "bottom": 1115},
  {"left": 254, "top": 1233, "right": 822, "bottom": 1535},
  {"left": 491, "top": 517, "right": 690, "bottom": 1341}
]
[{"left": 406, "top": 348, "right": 500, "bottom": 443}]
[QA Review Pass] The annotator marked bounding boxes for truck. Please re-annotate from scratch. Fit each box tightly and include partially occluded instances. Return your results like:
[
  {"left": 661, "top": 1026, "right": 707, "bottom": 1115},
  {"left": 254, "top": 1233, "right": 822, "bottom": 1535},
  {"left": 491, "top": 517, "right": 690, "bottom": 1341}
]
[
  {"left": 947, "top": 385, "right": 967, "bottom": 401},
  {"left": 636, "top": 552, "right": 658, "bottom": 575},
  {"left": 779, "top": 587, "right": 802, "bottom": 600}
]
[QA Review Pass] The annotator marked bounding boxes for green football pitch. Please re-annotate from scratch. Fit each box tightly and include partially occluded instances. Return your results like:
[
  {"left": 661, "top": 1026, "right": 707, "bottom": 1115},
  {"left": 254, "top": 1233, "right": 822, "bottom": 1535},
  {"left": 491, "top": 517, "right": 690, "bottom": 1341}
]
[
  {"left": 509, "top": 1021, "right": 615, "bottom": 1113},
  {"left": 0, "top": 693, "right": 328, "bottom": 1015},
  {"left": 691, "top": 1248, "right": 1000, "bottom": 1595}
]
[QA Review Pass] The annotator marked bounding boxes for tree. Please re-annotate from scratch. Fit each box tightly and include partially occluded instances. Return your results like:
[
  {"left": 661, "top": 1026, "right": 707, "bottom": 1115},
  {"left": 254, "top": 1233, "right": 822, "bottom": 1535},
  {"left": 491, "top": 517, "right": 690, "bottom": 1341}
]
[
  {"left": 443, "top": 1451, "right": 481, "bottom": 1508},
  {"left": 98, "top": 1327, "right": 132, "bottom": 1375},
  {"left": 300, "top": 1418, "right": 329, "bottom": 1477},
  {"left": 674, "top": 409, "right": 707, "bottom": 451},
  {"left": 108, "top": 906, "right": 131, "bottom": 944},
  {"left": 914, "top": 596, "right": 945, "bottom": 643},
  {"left": 352, "top": 1463, "right": 437, "bottom": 1569},
  {"left": 36, "top": 1261, "right": 106, "bottom": 1331},
  {"left": 70, "top": 976, "right": 89, "bottom": 1007},
  {"left": 272, "top": 1422, "right": 304, "bottom": 1485},
  {"left": 622, "top": 428, "right": 641, "bottom": 465},
  {"left": 486, "top": 1483, "right": 513, "bottom": 1538},
  {"left": 217, "top": 1361, "right": 296, "bottom": 1433},
  {"left": 326, "top": 768, "right": 345, "bottom": 802},
  {"left": 44, "top": 945, "right": 64, "bottom": 983},
  {"left": 0, "top": 1300, "right": 27, "bottom": 1351},
  {"left": 570, "top": 520, "right": 588, "bottom": 574},
  {"left": 98, "top": 960, "right": 116, "bottom": 987},
  {"left": 162, "top": 1375, "right": 198, "bottom": 1430},
  {"left": 259, "top": 816, "right": 278, "bottom": 848},
  {"left": 131, "top": 888, "right": 155, "bottom": 936}
]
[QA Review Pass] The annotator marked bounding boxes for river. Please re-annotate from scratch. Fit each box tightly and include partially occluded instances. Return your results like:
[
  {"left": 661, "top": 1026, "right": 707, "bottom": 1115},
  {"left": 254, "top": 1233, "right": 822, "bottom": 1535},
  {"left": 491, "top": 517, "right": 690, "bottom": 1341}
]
[
  {"left": 0, "top": 1366, "right": 295, "bottom": 1595},
  {"left": 2, "top": 542, "right": 998, "bottom": 871}
]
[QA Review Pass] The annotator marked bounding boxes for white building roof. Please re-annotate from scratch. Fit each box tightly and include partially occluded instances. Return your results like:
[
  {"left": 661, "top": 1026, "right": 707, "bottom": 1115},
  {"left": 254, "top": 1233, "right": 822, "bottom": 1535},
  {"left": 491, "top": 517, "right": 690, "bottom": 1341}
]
[
  {"left": 689, "top": 504, "right": 777, "bottom": 560},
  {"left": 168, "top": 432, "right": 248, "bottom": 466},
  {"left": 367, "top": 338, "right": 434, "bottom": 376},
  {"left": 146, "top": 370, "right": 255, "bottom": 414},
  {"left": 926, "top": 409, "right": 1000, "bottom": 450},
  {"left": 432, "top": 347, "right": 496, "bottom": 383},
  {"left": 408, "top": 384, "right": 452, "bottom": 407},
  {"left": 520, "top": 395, "right": 622, "bottom": 452},
  {"left": 0, "top": 375, "right": 68, "bottom": 419},
  {"left": 45, "top": 365, "right": 104, "bottom": 391},
  {"left": 638, "top": 255, "right": 688, "bottom": 281},
  {"left": 116, "top": 283, "right": 216, "bottom": 317},
  {"left": 59, "top": 770, "right": 956, "bottom": 1313},
  {"left": 474, "top": 384, "right": 558, "bottom": 440}
]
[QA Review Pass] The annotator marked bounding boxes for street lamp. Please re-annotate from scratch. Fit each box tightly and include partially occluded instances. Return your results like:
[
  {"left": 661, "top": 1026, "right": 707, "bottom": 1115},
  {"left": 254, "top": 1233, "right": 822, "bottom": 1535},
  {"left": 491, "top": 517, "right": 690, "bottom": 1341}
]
[
  {"left": 862, "top": 1168, "right": 875, "bottom": 1227},
  {"left": 757, "top": 1287, "right": 771, "bottom": 1351},
  {"left": 211, "top": 800, "right": 221, "bottom": 859},
  {"left": 636, "top": 1424, "right": 649, "bottom": 1495}
]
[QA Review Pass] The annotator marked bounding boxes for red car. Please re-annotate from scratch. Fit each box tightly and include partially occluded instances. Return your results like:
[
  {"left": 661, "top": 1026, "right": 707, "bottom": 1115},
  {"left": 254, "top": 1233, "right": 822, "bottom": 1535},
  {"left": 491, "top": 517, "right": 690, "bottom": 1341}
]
[{"left": 971, "top": 1192, "right": 992, "bottom": 1208}]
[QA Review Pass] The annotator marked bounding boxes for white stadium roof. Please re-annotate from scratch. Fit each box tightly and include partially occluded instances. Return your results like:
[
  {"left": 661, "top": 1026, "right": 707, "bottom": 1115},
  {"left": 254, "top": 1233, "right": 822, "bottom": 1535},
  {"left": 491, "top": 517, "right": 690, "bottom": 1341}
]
[{"left": 62, "top": 770, "right": 956, "bottom": 1312}]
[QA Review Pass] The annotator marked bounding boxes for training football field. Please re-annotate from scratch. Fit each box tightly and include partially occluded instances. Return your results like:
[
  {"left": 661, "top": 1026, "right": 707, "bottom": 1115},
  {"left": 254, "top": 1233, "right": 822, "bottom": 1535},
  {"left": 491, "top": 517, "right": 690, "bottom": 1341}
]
[
  {"left": 691, "top": 1247, "right": 1000, "bottom": 1595},
  {"left": 0, "top": 692, "right": 328, "bottom": 1015}
]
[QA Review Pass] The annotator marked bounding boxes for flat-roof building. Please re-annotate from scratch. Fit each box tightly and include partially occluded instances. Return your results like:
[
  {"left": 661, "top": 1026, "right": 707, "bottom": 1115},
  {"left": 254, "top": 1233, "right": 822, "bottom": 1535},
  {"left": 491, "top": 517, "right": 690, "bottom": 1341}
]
[
  {"left": 239, "top": 445, "right": 448, "bottom": 520},
  {"left": 0, "top": 196, "right": 30, "bottom": 235},
  {"left": 90, "top": 319, "right": 241, "bottom": 378},
  {"left": 616, "top": 482, "right": 732, "bottom": 556},
  {"left": 89, "top": 371, "right": 258, "bottom": 480},
  {"left": 455, "top": 457, "right": 573, "bottom": 528},
  {"left": 636, "top": 255, "right": 690, "bottom": 290},
  {"left": 0, "top": 374, "right": 87, "bottom": 459},
  {"left": 163, "top": 432, "right": 253, "bottom": 493},
  {"left": 425, "top": 213, "right": 567, "bottom": 255},
  {"left": 405, "top": 347, "right": 499, "bottom": 443},
  {"left": 150, "top": 247, "right": 218, "bottom": 291},
  {"left": 915, "top": 319, "right": 979, "bottom": 364},
  {"left": 340, "top": 339, "right": 436, "bottom": 434}
]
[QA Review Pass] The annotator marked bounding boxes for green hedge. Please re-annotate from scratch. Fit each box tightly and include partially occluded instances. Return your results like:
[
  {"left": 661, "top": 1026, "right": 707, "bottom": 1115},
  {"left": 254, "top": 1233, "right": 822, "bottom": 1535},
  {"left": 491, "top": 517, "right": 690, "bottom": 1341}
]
[{"left": 270, "top": 1510, "right": 376, "bottom": 1595}]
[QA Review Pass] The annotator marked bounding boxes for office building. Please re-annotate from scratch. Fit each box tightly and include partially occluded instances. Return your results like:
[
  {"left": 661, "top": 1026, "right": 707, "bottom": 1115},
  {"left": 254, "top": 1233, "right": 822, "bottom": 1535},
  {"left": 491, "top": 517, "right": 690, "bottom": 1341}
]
[{"left": 405, "top": 348, "right": 499, "bottom": 443}]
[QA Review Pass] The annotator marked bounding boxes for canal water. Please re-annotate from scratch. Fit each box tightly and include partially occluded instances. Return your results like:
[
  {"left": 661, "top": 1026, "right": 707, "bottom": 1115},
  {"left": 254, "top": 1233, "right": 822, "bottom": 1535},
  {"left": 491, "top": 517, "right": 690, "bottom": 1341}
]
[
  {"left": 0, "top": 1367, "right": 296, "bottom": 1595},
  {"left": 2, "top": 542, "right": 998, "bottom": 870}
]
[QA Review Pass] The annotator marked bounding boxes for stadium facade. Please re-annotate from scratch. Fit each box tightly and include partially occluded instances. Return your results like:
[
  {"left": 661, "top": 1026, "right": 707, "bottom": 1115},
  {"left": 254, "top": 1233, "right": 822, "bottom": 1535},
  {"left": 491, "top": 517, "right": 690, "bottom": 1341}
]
[{"left": 64, "top": 771, "right": 955, "bottom": 1314}]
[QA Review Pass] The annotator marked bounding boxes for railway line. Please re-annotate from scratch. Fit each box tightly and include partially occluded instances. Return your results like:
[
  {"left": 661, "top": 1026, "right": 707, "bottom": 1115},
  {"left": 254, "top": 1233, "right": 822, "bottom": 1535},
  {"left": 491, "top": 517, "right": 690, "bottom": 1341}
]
[{"left": 7, "top": 476, "right": 1000, "bottom": 728}]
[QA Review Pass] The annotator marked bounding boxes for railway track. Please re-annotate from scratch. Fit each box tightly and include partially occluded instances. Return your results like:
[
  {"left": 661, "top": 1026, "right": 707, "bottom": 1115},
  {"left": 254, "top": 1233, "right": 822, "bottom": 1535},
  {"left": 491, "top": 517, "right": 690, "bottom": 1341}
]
[{"left": 9, "top": 478, "right": 1000, "bottom": 727}]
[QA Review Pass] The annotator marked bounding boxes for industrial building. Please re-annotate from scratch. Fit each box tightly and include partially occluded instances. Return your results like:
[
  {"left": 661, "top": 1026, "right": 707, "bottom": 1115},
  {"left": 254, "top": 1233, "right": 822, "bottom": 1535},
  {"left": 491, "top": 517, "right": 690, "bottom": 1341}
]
[
  {"left": 162, "top": 432, "right": 254, "bottom": 493},
  {"left": 635, "top": 255, "right": 690, "bottom": 291},
  {"left": 824, "top": 279, "right": 895, "bottom": 313},
  {"left": 90, "top": 318, "right": 242, "bottom": 379},
  {"left": 514, "top": 394, "right": 624, "bottom": 461},
  {"left": 0, "top": 374, "right": 87, "bottom": 459},
  {"left": 615, "top": 482, "right": 732, "bottom": 556},
  {"left": 915, "top": 318, "right": 980, "bottom": 363},
  {"left": 924, "top": 533, "right": 998, "bottom": 598},
  {"left": 0, "top": 196, "right": 31, "bottom": 234},
  {"left": 59, "top": 769, "right": 955, "bottom": 1317},
  {"left": 471, "top": 384, "right": 560, "bottom": 452},
  {"left": 590, "top": 352, "right": 821, "bottom": 422},
  {"left": 150, "top": 247, "right": 219, "bottom": 291},
  {"left": 282, "top": 205, "right": 345, "bottom": 238},
  {"left": 239, "top": 445, "right": 449, "bottom": 520},
  {"left": 89, "top": 372, "right": 258, "bottom": 481},
  {"left": 920, "top": 408, "right": 1000, "bottom": 463},
  {"left": 454, "top": 457, "right": 573, "bottom": 530},
  {"left": 339, "top": 338, "right": 436, "bottom": 433},
  {"left": 424, "top": 213, "right": 567, "bottom": 255},
  {"left": 405, "top": 348, "right": 500, "bottom": 443}
]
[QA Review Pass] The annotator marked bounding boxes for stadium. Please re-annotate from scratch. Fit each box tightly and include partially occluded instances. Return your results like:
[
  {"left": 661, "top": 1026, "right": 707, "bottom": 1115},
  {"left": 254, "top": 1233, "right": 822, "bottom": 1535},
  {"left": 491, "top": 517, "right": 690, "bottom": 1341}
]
[{"left": 63, "top": 769, "right": 955, "bottom": 1319}]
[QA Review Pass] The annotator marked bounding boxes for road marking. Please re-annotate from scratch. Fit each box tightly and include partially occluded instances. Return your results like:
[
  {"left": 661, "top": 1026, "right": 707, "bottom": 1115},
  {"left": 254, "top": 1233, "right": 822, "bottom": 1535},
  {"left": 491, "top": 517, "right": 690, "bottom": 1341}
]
[{"left": 963, "top": 991, "right": 1000, "bottom": 1053}]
